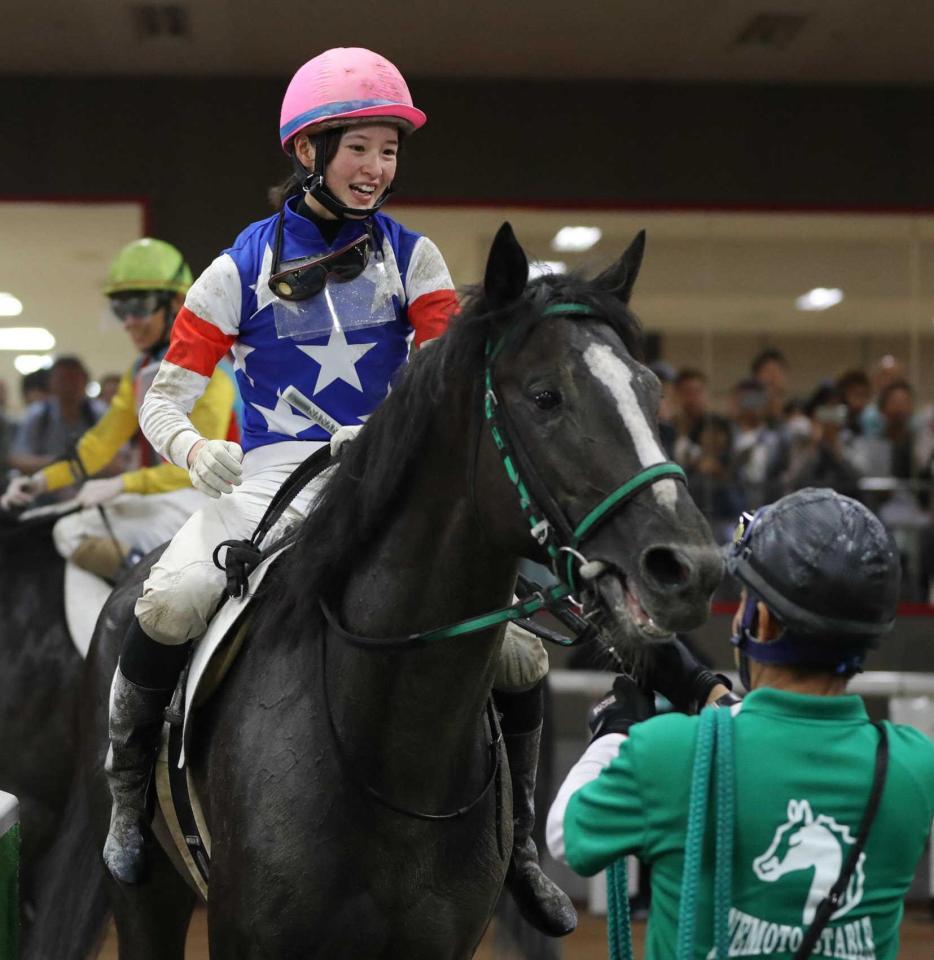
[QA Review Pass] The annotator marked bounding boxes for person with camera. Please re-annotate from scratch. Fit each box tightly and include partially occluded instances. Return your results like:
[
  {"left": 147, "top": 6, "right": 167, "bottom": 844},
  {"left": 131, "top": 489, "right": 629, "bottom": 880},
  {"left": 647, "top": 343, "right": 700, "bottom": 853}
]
[
  {"left": 784, "top": 382, "right": 862, "bottom": 499},
  {"left": 547, "top": 488, "right": 934, "bottom": 959}
]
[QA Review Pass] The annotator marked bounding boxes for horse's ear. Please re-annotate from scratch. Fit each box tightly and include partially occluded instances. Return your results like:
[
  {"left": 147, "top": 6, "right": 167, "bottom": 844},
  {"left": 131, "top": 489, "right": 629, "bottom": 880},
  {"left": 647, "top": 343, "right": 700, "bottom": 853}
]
[
  {"left": 788, "top": 800, "right": 801, "bottom": 821},
  {"left": 594, "top": 229, "right": 646, "bottom": 304},
  {"left": 483, "top": 222, "right": 529, "bottom": 307},
  {"left": 800, "top": 800, "right": 814, "bottom": 824}
]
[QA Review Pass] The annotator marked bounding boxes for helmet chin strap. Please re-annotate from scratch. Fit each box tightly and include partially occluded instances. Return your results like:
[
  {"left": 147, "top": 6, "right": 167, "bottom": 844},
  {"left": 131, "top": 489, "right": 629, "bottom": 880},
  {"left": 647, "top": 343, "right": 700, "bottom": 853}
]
[{"left": 292, "top": 133, "right": 393, "bottom": 221}]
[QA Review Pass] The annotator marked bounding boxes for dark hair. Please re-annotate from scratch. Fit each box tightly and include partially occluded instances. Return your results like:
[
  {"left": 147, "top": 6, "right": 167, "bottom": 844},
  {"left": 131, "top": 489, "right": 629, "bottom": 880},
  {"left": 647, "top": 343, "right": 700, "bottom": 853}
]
[
  {"left": 51, "top": 355, "right": 89, "bottom": 377},
  {"left": 675, "top": 367, "right": 707, "bottom": 388},
  {"left": 803, "top": 380, "right": 839, "bottom": 418},
  {"left": 751, "top": 347, "right": 787, "bottom": 375},
  {"left": 835, "top": 369, "right": 869, "bottom": 394},
  {"left": 878, "top": 378, "right": 914, "bottom": 411},
  {"left": 21, "top": 368, "right": 50, "bottom": 400}
]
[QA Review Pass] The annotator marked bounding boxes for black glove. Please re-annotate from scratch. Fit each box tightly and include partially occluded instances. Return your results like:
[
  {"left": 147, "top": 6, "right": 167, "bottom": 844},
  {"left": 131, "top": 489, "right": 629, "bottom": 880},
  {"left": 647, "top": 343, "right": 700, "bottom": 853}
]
[
  {"left": 645, "top": 637, "right": 733, "bottom": 713},
  {"left": 587, "top": 675, "right": 656, "bottom": 741}
]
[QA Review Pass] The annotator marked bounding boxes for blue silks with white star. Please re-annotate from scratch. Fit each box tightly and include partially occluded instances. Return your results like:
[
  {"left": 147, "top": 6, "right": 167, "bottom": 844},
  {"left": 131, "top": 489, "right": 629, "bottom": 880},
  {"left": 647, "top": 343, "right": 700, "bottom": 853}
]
[{"left": 216, "top": 196, "right": 434, "bottom": 452}]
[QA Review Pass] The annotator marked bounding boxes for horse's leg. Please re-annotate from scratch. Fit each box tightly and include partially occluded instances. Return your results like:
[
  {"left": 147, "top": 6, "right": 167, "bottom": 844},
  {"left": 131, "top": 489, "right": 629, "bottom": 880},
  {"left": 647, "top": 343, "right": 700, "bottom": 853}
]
[{"left": 109, "top": 840, "right": 195, "bottom": 959}]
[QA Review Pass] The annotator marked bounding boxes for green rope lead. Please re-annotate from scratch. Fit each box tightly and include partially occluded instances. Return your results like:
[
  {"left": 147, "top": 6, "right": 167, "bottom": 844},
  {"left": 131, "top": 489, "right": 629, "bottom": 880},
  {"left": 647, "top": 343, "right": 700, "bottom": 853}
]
[
  {"left": 605, "top": 708, "right": 736, "bottom": 960},
  {"left": 713, "top": 706, "right": 735, "bottom": 957},
  {"left": 607, "top": 859, "right": 633, "bottom": 960},
  {"left": 676, "top": 707, "right": 716, "bottom": 960}
]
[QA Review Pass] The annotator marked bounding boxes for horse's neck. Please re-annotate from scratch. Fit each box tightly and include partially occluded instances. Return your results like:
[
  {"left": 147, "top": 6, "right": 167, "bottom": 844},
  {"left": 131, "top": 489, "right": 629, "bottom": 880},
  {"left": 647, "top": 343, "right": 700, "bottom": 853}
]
[{"left": 327, "top": 407, "right": 516, "bottom": 806}]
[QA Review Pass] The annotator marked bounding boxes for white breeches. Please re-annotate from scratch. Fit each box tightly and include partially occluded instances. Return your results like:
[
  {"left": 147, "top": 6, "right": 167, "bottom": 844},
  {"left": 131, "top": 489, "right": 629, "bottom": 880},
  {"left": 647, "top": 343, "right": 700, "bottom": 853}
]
[
  {"left": 135, "top": 445, "right": 327, "bottom": 646},
  {"left": 52, "top": 487, "right": 206, "bottom": 560}
]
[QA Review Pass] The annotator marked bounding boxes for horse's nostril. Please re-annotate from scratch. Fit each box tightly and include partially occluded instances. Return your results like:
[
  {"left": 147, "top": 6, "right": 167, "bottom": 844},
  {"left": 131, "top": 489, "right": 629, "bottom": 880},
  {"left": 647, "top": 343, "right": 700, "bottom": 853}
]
[{"left": 643, "top": 547, "right": 690, "bottom": 588}]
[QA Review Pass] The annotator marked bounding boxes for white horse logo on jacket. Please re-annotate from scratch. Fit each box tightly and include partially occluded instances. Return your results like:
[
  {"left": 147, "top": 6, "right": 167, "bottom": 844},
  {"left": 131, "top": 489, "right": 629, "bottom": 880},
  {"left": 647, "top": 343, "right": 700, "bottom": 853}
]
[{"left": 753, "top": 799, "right": 865, "bottom": 924}]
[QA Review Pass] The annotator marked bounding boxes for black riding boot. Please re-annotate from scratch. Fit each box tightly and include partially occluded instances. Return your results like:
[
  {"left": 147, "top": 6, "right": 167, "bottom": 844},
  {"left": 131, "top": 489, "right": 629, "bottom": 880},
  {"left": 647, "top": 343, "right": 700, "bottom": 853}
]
[
  {"left": 102, "top": 619, "right": 190, "bottom": 884},
  {"left": 497, "top": 682, "right": 578, "bottom": 937}
]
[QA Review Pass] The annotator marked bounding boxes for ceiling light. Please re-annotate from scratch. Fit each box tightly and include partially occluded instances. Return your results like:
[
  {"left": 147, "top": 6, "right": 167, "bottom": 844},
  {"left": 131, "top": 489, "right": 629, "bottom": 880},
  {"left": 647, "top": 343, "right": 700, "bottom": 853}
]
[
  {"left": 0, "top": 293, "right": 23, "bottom": 317},
  {"left": 14, "top": 354, "right": 54, "bottom": 375},
  {"left": 795, "top": 287, "right": 843, "bottom": 312},
  {"left": 551, "top": 227, "right": 602, "bottom": 253},
  {"left": 0, "top": 327, "right": 55, "bottom": 351},
  {"left": 528, "top": 260, "right": 567, "bottom": 280}
]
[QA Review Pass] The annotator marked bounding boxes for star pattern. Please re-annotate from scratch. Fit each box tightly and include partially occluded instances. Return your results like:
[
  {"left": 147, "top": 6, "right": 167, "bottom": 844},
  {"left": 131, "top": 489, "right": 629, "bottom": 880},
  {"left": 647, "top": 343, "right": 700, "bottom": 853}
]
[
  {"left": 249, "top": 243, "right": 279, "bottom": 316},
  {"left": 298, "top": 325, "right": 377, "bottom": 394},
  {"left": 231, "top": 342, "right": 256, "bottom": 386},
  {"left": 250, "top": 392, "right": 314, "bottom": 438}
]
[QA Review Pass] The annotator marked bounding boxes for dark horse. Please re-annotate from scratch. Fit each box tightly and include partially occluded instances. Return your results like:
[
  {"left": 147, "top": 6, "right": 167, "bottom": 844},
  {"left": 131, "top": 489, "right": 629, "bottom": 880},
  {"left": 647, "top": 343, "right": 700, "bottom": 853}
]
[
  {"left": 31, "top": 224, "right": 722, "bottom": 959},
  {"left": 0, "top": 508, "right": 89, "bottom": 918}
]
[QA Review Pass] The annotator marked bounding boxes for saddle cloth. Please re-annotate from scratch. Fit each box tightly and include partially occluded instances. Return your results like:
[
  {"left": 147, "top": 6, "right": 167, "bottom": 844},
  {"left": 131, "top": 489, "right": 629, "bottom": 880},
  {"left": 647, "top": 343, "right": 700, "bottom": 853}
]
[
  {"left": 155, "top": 545, "right": 288, "bottom": 899},
  {"left": 63, "top": 562, "right": 113, "bottom": 659}
]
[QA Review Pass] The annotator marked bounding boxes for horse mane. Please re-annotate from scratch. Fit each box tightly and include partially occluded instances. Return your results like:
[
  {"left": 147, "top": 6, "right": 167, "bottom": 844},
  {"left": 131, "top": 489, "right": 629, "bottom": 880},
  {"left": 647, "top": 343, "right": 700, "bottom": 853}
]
[{"left": 266, "top": 270, "right": 644, "bottom": 625}]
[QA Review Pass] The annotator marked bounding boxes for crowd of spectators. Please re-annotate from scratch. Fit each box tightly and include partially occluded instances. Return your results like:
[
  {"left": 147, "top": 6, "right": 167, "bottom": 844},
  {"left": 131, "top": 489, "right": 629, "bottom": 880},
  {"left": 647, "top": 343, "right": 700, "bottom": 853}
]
[
  {"left": 653, "top": 349, "right": 934, "bottom": 601},
  {"left": 0, "top": 359, "right": 124, "bottom": 504},
  {"left": 0, "top": 345, "right": 932, "bottom": 600}
]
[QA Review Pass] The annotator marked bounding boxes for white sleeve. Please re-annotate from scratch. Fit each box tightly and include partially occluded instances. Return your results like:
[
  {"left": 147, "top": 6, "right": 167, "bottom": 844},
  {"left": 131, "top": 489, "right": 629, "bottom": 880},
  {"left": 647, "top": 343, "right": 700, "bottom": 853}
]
[
  {"left": 139, "top": 253, "right": 242, "bottom": 467},
  {"left": 546, "top": 733, "right": 625, "bottom": 864},
  {"left": 139, "top": 361, "right": 212, "bottom": 468},
  {"left": 405, "top": 236, "right": 454, "bottom": 303}
]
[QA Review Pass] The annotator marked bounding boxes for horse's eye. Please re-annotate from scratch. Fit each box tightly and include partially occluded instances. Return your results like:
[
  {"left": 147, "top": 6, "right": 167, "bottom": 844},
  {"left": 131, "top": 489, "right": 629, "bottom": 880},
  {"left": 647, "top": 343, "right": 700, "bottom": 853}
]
[{"left": 533, "top": 389, "right": 562, "bottom": 411}]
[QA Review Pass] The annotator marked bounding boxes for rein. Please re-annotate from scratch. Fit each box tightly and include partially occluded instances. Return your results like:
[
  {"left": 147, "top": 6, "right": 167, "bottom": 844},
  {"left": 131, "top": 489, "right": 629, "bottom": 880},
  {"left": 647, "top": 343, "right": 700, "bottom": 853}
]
[
  {"left": 319, "top": 627, "right": 503, "bottom": 822},
  {"left": 321, "top": 301, "right": 686, "bottom": 650}
]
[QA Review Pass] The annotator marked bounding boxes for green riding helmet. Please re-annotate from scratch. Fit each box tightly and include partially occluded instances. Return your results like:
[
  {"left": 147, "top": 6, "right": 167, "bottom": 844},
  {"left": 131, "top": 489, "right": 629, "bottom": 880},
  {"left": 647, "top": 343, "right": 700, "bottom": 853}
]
[{"left": 102, "top": 238, "right": 192, "bottom": 296}]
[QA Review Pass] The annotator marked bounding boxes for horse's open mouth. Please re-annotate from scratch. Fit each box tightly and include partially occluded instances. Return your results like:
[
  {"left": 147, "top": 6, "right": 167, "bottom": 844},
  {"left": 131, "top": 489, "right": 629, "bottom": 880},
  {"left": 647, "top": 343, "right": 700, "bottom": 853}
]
[{"left": 582, "top": 564, "right": 673, "bottom": 644}]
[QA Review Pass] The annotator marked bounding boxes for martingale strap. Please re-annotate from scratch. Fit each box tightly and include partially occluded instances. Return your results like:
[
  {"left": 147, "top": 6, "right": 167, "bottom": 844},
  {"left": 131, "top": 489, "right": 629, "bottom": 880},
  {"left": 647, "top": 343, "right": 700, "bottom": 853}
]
[{"left": 319, "top": 581, "right": 575, "bottom": 648}]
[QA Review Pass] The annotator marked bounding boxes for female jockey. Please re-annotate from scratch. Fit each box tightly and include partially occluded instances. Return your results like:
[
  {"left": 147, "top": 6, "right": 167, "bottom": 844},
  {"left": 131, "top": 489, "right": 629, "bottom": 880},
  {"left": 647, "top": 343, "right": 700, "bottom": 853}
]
[
  {"left": 102, "top": 47, "right": 575, "bottom": 935},
  {"left": 0, "top": 238, "right": 237, "bottom": 580}
]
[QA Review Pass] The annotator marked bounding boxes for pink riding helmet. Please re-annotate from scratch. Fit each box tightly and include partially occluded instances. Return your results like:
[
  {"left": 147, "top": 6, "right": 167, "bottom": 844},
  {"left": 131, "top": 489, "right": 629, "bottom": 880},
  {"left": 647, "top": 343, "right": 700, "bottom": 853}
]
[{"left": 279, "top": 47, "right": 427, "bottom": 151}]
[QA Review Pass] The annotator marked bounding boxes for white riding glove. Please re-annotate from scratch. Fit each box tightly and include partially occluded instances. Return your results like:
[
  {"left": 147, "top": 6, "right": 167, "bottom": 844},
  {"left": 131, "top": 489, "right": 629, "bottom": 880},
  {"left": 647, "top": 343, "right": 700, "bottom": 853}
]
[
  {"left": 330, "top": 425, "right": 363, "bottom": 456},
  {"left": 76, "top": 476, "right": 125, "bottom": 507},
  {"left": 188, "top": 439, "right": 244, "bottom": 499},
  {"left": 1, "top": 473, "right": 47, "bottom": 510}
]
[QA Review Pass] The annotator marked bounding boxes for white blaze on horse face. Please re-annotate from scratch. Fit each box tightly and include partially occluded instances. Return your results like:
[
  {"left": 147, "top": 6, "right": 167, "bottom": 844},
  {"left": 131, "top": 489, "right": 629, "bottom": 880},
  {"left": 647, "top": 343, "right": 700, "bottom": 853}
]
[{"left": 583, "top": 343, "right": 679, "bottom": 511}]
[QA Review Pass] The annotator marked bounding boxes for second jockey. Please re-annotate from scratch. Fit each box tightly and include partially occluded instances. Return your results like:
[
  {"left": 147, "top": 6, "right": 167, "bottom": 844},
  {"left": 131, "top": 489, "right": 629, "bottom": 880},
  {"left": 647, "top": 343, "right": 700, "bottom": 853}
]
[{"left": 0, "top": 238, "right": 237, "bottom": 579}]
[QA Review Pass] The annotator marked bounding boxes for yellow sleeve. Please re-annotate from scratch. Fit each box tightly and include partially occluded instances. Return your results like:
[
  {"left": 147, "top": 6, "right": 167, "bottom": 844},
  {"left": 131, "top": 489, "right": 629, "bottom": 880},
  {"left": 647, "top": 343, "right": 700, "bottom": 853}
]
[
  {"left": 121, "top": 366, "right": 236, "bottom": 495},
  {"left": 41, "top": 371, "right": 139, "bottom": 492}
]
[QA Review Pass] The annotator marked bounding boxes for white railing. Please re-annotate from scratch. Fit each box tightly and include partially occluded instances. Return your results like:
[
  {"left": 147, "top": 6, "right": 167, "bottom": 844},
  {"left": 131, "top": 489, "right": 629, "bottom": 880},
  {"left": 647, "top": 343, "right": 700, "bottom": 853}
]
[{"left": 549, "top": 669, "right": 934, "bottom": 698}]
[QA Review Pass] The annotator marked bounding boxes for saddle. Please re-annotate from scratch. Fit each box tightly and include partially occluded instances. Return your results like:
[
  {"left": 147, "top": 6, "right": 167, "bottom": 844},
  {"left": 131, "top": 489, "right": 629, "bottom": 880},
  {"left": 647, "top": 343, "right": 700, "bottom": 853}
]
[
  {"left": 153, "top": 445, "right": 591, "bottom": 899},
  {"left": 153, "top": 448, "right": 336, "bottom": 899}
]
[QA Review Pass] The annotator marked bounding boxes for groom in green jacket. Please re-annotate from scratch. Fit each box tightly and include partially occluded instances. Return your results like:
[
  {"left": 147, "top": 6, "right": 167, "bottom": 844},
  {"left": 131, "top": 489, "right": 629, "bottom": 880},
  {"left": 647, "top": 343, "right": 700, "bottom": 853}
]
[{"left": 547, "top": 488, "right": 934, "bottom": 960}]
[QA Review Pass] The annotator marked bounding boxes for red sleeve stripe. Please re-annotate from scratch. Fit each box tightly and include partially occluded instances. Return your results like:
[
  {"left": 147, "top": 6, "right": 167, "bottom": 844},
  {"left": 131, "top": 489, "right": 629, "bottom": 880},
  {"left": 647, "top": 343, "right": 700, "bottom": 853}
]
[
  {"left": 409, "top": 289, "right": 458, "bottom": 347},
  {"left": 165, "top": 307, "right": 236, "bottom": 377}
]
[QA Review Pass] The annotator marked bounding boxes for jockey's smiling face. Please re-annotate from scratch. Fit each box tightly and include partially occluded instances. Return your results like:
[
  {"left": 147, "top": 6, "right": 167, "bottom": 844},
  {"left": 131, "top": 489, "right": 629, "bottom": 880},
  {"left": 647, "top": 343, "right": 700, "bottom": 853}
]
[
  {"left": 296, "top": 124, "right": 399, "bottom": 219},
  {"left": 110, "top": 293, "right": 182, "bottom": 353}
]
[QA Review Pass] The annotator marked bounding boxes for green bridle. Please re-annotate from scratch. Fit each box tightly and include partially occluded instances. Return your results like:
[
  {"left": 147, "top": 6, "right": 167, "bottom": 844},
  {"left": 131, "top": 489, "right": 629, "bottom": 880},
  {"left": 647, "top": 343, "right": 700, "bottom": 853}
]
[
  {"left": 320, "top": 301, "right": 686, "bottom": 649},
  {"left": 483, "top": 301, "right": 686, "bottom": 599}
]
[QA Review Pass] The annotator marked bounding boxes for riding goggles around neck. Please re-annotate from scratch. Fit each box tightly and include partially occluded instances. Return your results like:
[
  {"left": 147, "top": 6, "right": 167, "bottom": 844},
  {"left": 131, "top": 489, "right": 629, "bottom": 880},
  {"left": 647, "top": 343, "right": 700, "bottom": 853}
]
[
  {"left": 267, "top": 207, "right": 372, "bottom": 302},
  {"left": 109, "top": 291, "right": 168, "bottom": 322}
]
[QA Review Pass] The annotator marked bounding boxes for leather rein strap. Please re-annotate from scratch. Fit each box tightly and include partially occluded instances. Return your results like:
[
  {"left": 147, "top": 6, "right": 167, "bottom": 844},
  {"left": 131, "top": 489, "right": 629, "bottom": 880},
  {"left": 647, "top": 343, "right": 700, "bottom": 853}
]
[
  {"left": 793, "top": 723, "right": 889, "bottom": 960},
  {"left": 213, "top": 444, "right": 333, "bottom": 598},
  {"left": 318, "top": 302, "right": 686, "bottom": 650}
]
